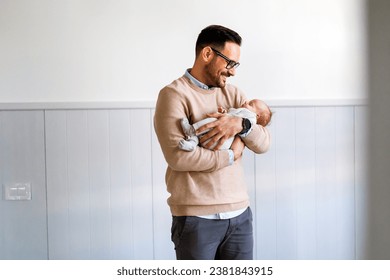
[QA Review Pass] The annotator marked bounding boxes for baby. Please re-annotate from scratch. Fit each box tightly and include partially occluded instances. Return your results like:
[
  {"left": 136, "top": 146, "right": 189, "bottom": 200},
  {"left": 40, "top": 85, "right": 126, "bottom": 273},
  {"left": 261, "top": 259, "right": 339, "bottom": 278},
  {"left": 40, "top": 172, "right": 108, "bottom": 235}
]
[{"left": 179, "top": 99, "right": 272, "bottom": 151}]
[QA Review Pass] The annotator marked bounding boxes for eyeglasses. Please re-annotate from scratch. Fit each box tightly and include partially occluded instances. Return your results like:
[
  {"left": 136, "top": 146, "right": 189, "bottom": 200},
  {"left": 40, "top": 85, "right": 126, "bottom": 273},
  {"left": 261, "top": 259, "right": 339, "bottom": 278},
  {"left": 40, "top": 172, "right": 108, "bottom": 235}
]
[{"left": 211, "top": 47, "right": 240, "bottom": 69}]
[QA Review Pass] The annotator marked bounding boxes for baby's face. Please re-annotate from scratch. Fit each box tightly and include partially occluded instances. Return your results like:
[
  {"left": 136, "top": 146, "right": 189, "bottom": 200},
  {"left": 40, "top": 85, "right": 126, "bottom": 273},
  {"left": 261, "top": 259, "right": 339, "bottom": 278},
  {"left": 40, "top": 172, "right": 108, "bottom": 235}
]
[
  {"left": 241, "top": 99, "right": 261, "bottom": 114},
  {"left": 242, "top": 99, "right": 270, "bottom": 126}
]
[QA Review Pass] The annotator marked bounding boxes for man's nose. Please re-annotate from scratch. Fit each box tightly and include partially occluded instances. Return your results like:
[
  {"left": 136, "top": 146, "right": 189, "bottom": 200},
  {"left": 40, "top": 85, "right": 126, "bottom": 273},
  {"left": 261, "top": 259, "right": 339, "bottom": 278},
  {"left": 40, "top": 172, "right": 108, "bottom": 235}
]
[{"left": 227, "top": 67, "right": 236, "bottom": 76}]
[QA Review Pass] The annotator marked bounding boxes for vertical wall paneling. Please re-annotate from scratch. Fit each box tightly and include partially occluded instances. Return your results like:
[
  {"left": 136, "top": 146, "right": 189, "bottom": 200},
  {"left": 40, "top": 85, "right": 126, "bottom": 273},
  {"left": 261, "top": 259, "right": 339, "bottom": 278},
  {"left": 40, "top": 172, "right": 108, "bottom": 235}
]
[
  {"left": 45, "top": 111, "right": 70, "bottom": 259},
  {"left": 295, "top": 107, "right": 317, "bottom": 259},
  {"left": 0, "top": 111, "right": 47, "bottom": 259},
  {"left": 87, "top": 110, "right": 112, "bottom": 258},
  {"left": 354, "top": 106, "right": 368, "bottom": 259},
  {"left": 315, "top": 107, "right": 339, "bottom": 259},
  {"left": 129, "top": 109, "right": 154, "bottom": 259},
  {"left": 65, "top": 111, "right": 91, "bottom": 259},
  {"left": 274, "top": 108, "right": 297, "bottom": 259},
  {"left": 334, "top": 107, "right": 356, "bottom": 259},
  {"left": 255, "top": 122, "right": 277, "bottom": 259},
  {"left": 108, "top": 110, "right": 133, "bottom": 259}
]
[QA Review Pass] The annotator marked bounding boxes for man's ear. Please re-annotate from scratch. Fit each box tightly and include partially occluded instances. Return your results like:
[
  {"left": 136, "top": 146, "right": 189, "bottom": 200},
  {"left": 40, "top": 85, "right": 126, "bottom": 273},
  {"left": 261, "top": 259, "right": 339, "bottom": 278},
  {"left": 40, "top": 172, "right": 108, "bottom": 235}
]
[
  {"left": 201, "top": 46, "right": 213, "bottom": 63},
  {"left": 256, "top": 114, "right": 261, "bottom": 123}
]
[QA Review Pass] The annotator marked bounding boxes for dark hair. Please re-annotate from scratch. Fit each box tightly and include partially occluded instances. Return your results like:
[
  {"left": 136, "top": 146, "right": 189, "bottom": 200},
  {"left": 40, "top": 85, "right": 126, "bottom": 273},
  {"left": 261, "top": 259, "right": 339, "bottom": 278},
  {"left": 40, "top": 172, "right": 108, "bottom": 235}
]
[{"left": 195, "top": 25, "right": 242, "bottom": 56}]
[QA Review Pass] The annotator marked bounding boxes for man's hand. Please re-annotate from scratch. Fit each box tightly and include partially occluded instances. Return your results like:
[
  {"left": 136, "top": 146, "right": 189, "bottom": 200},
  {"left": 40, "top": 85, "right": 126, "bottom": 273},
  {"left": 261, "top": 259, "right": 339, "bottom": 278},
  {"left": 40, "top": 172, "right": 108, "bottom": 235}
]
[
  {"left": 196, "top": 112, "right": 242, "bottom": 150},
  {"left": 231, "top": 136, "right": 245, "bottom": 160}
]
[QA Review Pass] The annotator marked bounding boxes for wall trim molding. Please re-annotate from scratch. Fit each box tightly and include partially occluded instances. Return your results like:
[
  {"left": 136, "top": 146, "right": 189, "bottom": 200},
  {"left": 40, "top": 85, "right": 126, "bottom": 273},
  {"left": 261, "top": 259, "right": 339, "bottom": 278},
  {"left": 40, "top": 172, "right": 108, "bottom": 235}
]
[{"left": 0, "top": 98, "right": 368, "bottom": 110}]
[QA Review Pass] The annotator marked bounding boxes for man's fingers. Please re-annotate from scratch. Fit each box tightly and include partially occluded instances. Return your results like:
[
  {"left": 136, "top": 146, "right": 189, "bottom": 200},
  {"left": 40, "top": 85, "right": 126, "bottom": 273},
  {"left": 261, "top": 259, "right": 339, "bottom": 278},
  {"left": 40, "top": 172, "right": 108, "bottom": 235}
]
[
  {"left": 202, "top": 133, "right": 228, "bottom": 150},
  {"left": 196, "top": 121, "right": 217, "bottom": 135},
  {"left": 206, "top": 112, "right": 224, "bottom": 118}
]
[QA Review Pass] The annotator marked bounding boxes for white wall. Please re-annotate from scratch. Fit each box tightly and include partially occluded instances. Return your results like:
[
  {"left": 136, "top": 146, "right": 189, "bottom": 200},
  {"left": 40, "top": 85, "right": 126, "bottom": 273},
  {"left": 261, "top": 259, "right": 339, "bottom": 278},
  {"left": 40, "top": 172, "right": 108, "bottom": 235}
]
[{"left": 0, "top": 0, "right": 366, "bottom": 103}]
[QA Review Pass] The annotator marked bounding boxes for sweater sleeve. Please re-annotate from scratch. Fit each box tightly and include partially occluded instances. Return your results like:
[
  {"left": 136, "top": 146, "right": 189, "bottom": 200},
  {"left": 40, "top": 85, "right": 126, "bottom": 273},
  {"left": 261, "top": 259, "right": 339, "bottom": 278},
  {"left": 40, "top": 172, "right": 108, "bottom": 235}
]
[
  {"left": 154, "top": 86, "right": 231, "bottom": 172},
  {"left": 241, "top": 124, "right": 271, "bottom": 154}
]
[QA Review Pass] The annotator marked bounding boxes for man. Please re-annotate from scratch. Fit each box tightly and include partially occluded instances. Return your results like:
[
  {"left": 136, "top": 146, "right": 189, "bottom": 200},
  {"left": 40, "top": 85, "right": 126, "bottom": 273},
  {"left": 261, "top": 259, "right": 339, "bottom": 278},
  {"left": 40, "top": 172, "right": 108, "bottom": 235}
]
[{"left": 154, "top": 25, "right": 270, "bottom": 260}]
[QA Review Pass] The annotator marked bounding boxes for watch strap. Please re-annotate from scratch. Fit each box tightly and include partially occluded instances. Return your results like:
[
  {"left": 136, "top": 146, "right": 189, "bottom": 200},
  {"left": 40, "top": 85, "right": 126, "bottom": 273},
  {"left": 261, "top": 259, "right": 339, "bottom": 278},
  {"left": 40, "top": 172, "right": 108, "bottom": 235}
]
[{"left": 240, "top": 118, "right": 251, "bottom": 134}]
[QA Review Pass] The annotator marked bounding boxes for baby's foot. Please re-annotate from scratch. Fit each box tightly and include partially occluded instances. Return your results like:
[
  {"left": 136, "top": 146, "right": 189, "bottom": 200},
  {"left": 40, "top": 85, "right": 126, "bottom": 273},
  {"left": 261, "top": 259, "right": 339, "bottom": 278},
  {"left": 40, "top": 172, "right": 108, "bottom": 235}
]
[
  {"left": 179, "top": 139, "right": 196, "bottom": 151},
  {"left": 181, "top": 118, "right": 195, "bottom": 137}
]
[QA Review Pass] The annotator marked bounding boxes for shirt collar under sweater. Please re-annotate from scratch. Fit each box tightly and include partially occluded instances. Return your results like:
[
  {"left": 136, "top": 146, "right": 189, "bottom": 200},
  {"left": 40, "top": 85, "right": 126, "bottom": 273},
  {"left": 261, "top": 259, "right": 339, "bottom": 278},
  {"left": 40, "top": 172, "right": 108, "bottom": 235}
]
[{"left": 185, "top": 69, "right": 214, "bottom": 90}]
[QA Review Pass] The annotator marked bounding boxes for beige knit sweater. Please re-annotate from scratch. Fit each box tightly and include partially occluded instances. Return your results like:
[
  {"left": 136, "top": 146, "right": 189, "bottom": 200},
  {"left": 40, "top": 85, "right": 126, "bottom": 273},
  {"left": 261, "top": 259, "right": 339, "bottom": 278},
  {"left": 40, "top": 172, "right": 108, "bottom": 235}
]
[{"left": 154, "top": 75, "right": 270, "bottom": 216}]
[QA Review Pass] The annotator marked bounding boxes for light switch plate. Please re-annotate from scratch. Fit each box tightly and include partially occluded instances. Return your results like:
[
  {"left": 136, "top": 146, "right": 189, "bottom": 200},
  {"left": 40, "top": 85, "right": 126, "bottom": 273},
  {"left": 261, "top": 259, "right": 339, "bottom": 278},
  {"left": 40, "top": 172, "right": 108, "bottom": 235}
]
[{"left": 3, "top": 183, "right": 32, "bottom": 200}]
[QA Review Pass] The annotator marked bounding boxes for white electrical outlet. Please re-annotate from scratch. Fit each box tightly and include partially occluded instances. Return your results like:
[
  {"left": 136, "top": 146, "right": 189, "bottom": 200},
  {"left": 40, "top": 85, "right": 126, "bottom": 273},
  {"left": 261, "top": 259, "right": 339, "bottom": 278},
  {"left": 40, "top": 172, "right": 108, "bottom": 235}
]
[{"left": 3, "top": 183, "right": 32, "bottom": 200}]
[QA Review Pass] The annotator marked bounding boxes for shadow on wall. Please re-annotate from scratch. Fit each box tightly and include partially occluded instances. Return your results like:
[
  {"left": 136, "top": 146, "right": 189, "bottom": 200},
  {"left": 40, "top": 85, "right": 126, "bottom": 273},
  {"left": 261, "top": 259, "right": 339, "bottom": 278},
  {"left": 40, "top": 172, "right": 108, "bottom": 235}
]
[{"left": 365, "top": 0, "right": 390, "bottom": 260}]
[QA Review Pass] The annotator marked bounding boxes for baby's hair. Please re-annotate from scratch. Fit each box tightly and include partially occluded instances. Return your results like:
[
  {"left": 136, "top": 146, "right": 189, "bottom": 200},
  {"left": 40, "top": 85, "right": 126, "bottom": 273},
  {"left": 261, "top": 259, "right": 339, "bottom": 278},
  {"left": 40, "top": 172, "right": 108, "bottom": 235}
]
[{"left": 257, "top": 104, "right": 273, "bottom": 126}]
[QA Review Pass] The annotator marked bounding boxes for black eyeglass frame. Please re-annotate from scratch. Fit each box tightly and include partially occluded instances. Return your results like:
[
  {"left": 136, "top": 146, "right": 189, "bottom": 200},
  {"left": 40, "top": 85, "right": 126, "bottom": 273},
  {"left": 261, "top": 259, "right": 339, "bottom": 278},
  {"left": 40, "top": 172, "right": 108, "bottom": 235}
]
[{"left": 210, "top": 47, "right": 240, "bottom": 69}]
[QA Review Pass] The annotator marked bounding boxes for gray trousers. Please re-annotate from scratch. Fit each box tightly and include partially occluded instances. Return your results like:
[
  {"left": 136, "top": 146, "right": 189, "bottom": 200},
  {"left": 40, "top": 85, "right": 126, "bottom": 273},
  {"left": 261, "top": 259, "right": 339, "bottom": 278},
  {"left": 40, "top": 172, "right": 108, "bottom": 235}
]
[{"left": 171, "top": 207, "right": 253, "bottom": 260}]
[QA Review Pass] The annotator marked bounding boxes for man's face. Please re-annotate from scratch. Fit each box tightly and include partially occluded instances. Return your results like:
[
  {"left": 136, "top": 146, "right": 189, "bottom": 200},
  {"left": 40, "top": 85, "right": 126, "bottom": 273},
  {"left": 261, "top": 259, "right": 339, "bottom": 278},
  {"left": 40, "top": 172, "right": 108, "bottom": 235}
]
[{"left": 204, "top": 42, "right": 241, "bottom": 88}]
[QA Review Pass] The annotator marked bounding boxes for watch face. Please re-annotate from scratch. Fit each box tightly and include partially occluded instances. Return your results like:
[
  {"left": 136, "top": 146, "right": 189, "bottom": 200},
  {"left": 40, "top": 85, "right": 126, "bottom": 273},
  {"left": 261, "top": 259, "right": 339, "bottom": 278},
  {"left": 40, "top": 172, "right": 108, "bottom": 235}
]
[
  {"left": 241, "top": 118, "right": 251, "bottom": 134},
  {"left": 245, "top": 118, "right": 251, "bottom": 129}
]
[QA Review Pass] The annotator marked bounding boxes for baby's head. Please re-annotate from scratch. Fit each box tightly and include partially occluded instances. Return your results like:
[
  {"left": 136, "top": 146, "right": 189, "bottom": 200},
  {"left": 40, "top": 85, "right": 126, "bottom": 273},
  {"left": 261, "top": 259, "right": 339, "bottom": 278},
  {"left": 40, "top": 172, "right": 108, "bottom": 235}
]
[{"left": 241, "top": 99, "right": 272, "bottom": 126}]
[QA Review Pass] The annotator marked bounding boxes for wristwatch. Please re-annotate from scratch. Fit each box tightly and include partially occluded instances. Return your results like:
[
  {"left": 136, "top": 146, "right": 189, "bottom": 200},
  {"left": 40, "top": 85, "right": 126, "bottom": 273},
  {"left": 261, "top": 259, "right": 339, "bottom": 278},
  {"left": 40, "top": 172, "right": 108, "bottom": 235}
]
[{"left": 240, "top": 118, "right": 252, "bottom": 134}]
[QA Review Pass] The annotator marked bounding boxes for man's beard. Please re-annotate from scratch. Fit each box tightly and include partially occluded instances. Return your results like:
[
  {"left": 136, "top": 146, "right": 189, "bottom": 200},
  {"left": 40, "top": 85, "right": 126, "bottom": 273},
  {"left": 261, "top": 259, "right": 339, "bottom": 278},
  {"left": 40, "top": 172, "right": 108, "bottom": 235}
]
[{"left": 205, "top": 65, "right": 228, "bottom": 88}]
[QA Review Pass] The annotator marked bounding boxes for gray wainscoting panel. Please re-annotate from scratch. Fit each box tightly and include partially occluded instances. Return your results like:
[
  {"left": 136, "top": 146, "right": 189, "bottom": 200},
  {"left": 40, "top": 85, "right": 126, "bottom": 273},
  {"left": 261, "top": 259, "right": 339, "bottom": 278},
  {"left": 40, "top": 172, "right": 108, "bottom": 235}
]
[
  {"left": 0, "top": 111, "right": 47, "bottom": 259},
  {"left": 354, "top": 106, "right": 369, "bottom": 259},
  {"left": 295, "top": 107, "right": 317, "bottom": 259},
  {"left": 254, "top": 106, "right": 359, "bottom": 260},
  {"left": 45, "top": 109, "right": 156, "bottom": 259}
]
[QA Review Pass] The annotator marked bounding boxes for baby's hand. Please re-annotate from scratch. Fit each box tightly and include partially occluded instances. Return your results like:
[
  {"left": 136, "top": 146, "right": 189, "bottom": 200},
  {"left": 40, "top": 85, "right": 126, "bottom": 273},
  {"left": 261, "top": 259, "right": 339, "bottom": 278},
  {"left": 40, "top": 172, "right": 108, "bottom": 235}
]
[{"left": 218, "top": 106, "right": 227, "bottom": 114}]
